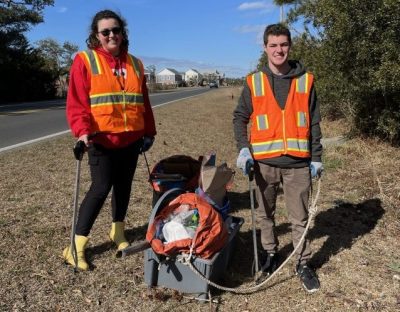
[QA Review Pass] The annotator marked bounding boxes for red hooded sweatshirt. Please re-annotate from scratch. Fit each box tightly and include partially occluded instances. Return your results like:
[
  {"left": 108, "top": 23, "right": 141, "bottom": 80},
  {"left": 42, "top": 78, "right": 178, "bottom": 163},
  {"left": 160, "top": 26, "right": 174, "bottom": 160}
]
[{"left": 66, "top": 47, "right": 156, "bottom": 148}]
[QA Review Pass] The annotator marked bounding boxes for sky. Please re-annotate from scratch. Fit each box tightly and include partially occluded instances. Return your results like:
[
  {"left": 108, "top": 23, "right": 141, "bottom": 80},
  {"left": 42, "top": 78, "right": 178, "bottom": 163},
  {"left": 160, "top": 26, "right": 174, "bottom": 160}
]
[{"left": 26, "top": 0, "right": 288, "bottom": 78}]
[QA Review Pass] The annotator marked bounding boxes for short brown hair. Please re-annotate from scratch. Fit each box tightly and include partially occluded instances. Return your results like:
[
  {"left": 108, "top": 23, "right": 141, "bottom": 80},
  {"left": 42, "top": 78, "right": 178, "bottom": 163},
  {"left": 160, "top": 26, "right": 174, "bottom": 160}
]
[{"left": 263, "top": 23, "right": 291, "bottom": 45}]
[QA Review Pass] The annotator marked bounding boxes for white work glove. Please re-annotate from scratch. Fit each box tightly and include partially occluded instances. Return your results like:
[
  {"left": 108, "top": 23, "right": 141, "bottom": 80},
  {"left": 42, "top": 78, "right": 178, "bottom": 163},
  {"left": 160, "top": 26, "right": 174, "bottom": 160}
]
[
  {"left": 310, "top": 161, "right": 324, "bottom": 178},
  {"left": 236, "top": 147, "right": 254, "bottom": 175}
]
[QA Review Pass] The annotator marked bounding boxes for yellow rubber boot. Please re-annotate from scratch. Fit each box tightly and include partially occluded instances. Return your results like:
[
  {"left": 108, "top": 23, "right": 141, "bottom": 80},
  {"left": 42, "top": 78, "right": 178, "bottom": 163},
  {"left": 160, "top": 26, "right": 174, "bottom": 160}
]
[
  {"left": 109, "top": 222, "right": 129, "bottom": 251},
  {"left": 63, "top": 235, "right": 89, "bottom": 271}
]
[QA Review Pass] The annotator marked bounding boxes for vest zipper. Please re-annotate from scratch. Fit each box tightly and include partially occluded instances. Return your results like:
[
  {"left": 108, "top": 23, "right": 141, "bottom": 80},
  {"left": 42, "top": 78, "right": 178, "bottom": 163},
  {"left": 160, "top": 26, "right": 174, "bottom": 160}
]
[
  {"left": 282, "top": 110, "right": 287, "bottom": 153},
  {"left": 122, "top": 90, "right": 127, "bottom": 131}
]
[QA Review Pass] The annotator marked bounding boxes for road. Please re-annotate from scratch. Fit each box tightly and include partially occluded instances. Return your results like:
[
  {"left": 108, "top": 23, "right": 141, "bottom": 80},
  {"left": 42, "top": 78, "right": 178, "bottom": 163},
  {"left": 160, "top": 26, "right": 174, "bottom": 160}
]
[{"left": 0, "top": 87, "right": 212, "bottom": 152}]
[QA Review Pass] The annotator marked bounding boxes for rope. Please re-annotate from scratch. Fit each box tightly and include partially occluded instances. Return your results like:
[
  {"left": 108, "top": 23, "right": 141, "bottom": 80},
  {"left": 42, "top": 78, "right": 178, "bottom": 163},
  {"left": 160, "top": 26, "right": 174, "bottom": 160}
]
[{"left": 177, "top": 178, "right": 322, "bottom": 294}]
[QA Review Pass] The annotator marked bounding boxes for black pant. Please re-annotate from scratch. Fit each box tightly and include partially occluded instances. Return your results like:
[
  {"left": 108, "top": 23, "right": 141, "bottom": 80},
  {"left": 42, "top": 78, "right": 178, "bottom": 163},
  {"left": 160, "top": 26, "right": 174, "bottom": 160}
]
[{"left": 75, "top": 141, "right": 141, "bottom": 236}]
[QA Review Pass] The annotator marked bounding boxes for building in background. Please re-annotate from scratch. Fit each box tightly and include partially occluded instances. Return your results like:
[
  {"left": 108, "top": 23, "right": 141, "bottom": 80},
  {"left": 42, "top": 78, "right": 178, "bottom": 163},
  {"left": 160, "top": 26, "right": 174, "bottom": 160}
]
[
  {"left": 185, "top": 69, "right": 202, "bottom": 86},
  {"left": 155, "top": 68, "right": 183, "bottom": 86}
]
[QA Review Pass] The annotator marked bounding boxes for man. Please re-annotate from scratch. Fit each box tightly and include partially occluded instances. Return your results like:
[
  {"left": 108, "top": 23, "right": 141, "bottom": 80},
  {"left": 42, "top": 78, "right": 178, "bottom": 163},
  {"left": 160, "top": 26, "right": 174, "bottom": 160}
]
[{"left": 233, "top": 23, "right": 323, "bottom": 293}]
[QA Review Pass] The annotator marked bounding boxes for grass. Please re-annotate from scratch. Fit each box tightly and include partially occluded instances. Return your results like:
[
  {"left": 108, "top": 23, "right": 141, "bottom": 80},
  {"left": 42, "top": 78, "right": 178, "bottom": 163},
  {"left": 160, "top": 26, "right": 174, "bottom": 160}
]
[{"left": 1, "top": 87, "right": 399, "bottom": 311}]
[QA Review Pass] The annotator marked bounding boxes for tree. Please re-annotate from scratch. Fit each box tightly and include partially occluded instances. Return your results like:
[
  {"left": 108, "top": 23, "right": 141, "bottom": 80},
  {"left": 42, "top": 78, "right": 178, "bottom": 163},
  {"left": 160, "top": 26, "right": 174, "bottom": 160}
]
[
  {"left": 36, "top": 38, "right": 79, "bottom": 96},
  {"left": 0, "top": 0, "right": 56, "bottom": 102},
  {"left": 0, "top": 0, "right": 54, "bottom": 49},
  {"left": 288, "top": 0, "right": 400, "bottom": 143},
  {"left": 145, "top": 65, "right": 156, "bottom": 83},
  {"left": 0, "top": 39, "right": 57, "bottom": 103},
  {"left": 258, "top": 0, "right": 400, "bottom": 144},
  {"left": 273, "top": 0, "right": 291, "bottom": 22}
]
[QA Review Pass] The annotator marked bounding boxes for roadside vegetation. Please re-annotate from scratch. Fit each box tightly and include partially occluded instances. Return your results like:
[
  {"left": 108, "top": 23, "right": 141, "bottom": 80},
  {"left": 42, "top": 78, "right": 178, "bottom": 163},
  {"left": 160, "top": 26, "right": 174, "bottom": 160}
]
[
  {"left": 1, "top": 88, "right": 399, "bottom": 311},
  {"left": 265, "top": 0, "right": 400, "bottom": 144}
]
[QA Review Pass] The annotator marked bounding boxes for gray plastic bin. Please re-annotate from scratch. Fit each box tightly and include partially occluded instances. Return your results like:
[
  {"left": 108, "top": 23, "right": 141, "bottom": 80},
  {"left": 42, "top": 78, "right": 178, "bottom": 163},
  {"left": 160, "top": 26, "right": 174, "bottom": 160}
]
[{"left": 143, "top": 188, "right": 244, "bottom": 299}]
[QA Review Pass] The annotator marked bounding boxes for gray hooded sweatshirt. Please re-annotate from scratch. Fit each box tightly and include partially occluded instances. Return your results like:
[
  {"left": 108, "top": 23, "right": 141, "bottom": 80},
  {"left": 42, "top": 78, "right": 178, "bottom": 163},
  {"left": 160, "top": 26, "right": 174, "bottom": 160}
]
[{"left": 233, "top": 60, "right": 322, "bottom": 168}]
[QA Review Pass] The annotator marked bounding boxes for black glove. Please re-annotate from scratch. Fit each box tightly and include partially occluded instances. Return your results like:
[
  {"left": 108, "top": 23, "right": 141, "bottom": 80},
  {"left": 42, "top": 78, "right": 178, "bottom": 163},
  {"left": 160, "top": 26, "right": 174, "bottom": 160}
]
[
  {"left": 73, "top": 140, "right": 86, "bottom": 161},
  {"left": 141, "top": 136, "right": 154, "bottom": 153}
]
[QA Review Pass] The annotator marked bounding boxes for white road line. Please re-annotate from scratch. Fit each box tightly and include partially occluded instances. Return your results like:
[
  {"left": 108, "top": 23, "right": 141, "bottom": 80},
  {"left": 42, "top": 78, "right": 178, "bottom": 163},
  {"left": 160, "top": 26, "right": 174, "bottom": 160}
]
[
  {"left": 152, "top": 93, "right": 204, "bottom": 108},
  {"left": 0, "top": 130, "right": 70, "bottom": 153},
  {"left": 0, "top": 91, "right": 206, "bottom": 153},
  {"left": 149, "top": 87, "right": 203, "bottom": 97}
]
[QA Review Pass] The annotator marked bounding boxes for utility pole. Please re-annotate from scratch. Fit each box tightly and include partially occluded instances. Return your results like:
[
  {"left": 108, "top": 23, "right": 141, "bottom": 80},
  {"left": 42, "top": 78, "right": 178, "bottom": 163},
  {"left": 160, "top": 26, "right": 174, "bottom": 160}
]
[{"left": 280, "top": 6, "right": 284, "bottom": 23}]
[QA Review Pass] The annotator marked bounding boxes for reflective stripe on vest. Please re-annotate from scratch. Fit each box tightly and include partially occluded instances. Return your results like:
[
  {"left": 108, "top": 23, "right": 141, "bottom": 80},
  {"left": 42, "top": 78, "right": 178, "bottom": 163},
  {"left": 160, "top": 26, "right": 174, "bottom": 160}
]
[
  {"left": 82, "top": 50, "right": 141, "bottom": 78},
  {"left": 82, "top": 50, "right": 102, "bottom": 75},
  {"left": 128, "top": 54, "right": 141, "bottom": 78},
  {"left": 296, "top": 72, "right": 309, "bottom": 93},
  {"left": 251, "top": 71, "right": 265, "bottom": 96},
  {"left": 90, "top": 93, "right": 144, "bottom": 107},
  {"left": 256, "top": 114, "right": 269, "bottom": 130},
  {"left": 252, "top": 72, "right": 310, "bottom": 96},
  {"left": 252, "top": 140, "right": 284, "bottom": 155},
  {"left": 253, "top": 138, "right": 309, "bottom": 156},
  {"left": 297, "top": 111, "right": 307, "bottom": 127},
  {"left": 287, "top": 138, "right": 309, "bottom": 152}
]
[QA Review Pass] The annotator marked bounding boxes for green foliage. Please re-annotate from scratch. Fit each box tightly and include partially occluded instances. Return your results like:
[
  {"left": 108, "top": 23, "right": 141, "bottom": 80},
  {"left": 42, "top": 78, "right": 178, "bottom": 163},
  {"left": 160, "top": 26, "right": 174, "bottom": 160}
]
[
  {"left": 323, "top": 154, "right": 343, "bottom": 171},
  {"left": 35, "top": 38, "right": 78, "bottom": 96},
  {"left": 0, "top": 41, "right": 57, "bottom": 102},
  {"left": 388, "top": 262, "right": 400, "bottom": 273},
  {"left": 259, "top": 0, "right": 400, "bottom": 144},
  {"left": 273, "top": 0, "right": 297, "bottom": 6},
  {"left": 0, "top": 0, "right": 54, "bottom": 47},
  {"left": 0, "top": 0, "right": 58, "bottom": 102},
  {"left": 256, "top": 52, "right": 267, "bottom": 72}
]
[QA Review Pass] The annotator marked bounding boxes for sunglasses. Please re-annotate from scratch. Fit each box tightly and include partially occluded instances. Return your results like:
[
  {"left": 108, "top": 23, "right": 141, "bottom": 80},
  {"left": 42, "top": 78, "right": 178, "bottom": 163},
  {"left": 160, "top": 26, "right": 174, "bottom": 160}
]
[{"left": 98, "top": 27, "right": 122, "bottom": 37}]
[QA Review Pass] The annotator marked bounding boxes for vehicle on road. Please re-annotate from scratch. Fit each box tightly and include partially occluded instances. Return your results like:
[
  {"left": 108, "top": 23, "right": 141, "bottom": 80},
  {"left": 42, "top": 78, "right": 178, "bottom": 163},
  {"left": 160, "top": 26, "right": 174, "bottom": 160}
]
[{"left": 209, "top": 81, "right": 218, "bottom": 88}]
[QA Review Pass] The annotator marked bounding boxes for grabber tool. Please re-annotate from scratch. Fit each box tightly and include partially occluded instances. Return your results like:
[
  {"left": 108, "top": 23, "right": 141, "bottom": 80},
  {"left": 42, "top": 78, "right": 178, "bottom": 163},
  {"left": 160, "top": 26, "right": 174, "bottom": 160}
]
[
  {"left": 69, "top": 140, "right": 86, "bottom": 272},
  {"left": 247, "top": 162, "right": 260, "bottom": 281}
]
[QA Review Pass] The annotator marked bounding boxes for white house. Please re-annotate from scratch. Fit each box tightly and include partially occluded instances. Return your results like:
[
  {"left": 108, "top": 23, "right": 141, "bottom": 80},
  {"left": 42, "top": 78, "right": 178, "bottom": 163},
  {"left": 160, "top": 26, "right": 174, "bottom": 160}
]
[
  {"left": 155, "top": 68, "right": 183, "bottom": 85},
  {"left": 184, "top": 69, "right": 202, "bottom": 84}
]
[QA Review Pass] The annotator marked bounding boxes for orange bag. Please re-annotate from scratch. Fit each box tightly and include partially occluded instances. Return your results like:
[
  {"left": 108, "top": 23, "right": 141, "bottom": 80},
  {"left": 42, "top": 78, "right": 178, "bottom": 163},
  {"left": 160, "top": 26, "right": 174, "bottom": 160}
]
[{"left": 146, "top": 193, "right": 228, "bottom": 259}]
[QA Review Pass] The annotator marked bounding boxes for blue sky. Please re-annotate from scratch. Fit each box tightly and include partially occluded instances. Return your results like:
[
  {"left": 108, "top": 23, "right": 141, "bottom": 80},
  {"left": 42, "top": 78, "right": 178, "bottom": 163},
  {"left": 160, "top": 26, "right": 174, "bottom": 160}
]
[{"left": 27, "top": 1, "right": 288, "bottom": 78}]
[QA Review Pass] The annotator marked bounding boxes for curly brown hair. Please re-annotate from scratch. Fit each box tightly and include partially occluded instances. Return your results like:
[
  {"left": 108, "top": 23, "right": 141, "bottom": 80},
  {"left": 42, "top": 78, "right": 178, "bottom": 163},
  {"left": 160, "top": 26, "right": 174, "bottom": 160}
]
[{"left": 86, "top": 10, "right": 129, "bottom": 50}]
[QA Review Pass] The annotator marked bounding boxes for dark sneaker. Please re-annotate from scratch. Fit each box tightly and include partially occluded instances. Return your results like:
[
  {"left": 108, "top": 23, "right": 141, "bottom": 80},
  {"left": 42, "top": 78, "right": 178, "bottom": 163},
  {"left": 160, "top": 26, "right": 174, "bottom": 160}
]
[
  {"left": 260, "top": 251, "right": 279, "bottom": 275},
  {"left": 296, "top": 264, "right": 320, "bottom": 293}
]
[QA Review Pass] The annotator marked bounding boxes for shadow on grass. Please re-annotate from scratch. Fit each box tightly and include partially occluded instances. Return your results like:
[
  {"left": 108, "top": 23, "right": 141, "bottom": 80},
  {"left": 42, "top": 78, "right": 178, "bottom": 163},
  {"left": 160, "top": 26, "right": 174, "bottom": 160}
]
[
  {"left": 87, "top": 223, "right": 149, "bottom": 258},
  {"left": 270, "top": 198, "right": 384, "bottom": 269},
  {"left": 225, "top": 197, "right": 384, "bottom": 290},
  {"left": 228, "top": 191, "right": 251, "bottom": 212},
  {"left": 308, "top": 197, "right": 384, "bottom": 269}
]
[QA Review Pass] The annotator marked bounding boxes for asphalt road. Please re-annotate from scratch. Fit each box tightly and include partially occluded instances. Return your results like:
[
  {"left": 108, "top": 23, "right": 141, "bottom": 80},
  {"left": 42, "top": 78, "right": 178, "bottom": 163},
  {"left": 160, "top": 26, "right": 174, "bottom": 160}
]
[{"left": 0, "top": 87, "right": 212, "bottom": 152}]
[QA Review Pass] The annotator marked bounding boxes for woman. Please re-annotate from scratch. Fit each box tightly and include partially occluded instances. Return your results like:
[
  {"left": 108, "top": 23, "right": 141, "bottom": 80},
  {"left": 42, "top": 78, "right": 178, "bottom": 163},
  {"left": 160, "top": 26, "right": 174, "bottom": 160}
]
[{"left": 63, "top": 10, "right": 156, "bottom": 270}]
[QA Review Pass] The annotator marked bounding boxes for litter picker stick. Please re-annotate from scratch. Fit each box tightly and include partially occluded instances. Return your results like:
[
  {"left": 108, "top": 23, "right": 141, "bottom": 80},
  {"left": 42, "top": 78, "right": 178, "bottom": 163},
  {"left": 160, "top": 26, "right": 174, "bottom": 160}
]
[
  {"left": 142, "top": 151, "right": 152, "bottom": 179},
  {"left": 69, "top": 140, "right": 86, "bottom": 271},
  {"left": 116, "top": 240, "right": 151, "bottom": 258},
  {"left": 248, "top": 164, "right": 259, "bottom": 280}
]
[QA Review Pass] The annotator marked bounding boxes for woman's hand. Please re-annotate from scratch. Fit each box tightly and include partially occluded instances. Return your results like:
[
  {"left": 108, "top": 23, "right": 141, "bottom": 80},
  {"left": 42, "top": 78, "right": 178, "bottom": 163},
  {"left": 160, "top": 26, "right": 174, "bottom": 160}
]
[{"left": 78, "top": 134, "right": 89, "bottom": 146}]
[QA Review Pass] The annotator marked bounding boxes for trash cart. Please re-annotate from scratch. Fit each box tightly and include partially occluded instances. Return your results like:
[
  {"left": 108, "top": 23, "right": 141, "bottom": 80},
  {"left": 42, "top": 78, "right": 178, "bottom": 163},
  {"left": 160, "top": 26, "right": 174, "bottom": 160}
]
[
  {"left": 149, "top": 155, "right": 202, "bottom": 206},
  {"left": 143, "top": 188, "right": 244, "bottom": 300}
]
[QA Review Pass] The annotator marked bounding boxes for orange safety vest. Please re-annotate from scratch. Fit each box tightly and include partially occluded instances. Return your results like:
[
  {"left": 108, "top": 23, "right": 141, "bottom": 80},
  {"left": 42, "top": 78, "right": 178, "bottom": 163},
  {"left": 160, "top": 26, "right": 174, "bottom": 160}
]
[
  {"left": 247, "top": 71, "right": 313, "bottom": 160},
  {"left": 79, "top": 49, "right": 145, "bottom": 133}
]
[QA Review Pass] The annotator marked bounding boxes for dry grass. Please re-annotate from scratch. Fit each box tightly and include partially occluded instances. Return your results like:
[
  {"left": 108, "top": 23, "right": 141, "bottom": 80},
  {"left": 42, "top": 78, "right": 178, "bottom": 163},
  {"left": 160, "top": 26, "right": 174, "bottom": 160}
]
[{"left": 0, "top": 87, "right": 399, "bottom": 311}]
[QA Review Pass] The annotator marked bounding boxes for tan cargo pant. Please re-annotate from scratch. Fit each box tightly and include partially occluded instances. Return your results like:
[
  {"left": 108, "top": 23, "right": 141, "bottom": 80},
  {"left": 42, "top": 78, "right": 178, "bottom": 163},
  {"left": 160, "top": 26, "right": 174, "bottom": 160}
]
[{"left": 254, "top": 162, "right": 312, "bottom": 264}]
